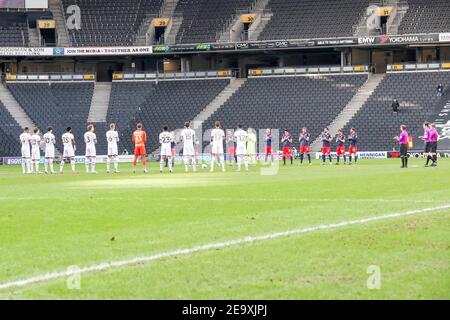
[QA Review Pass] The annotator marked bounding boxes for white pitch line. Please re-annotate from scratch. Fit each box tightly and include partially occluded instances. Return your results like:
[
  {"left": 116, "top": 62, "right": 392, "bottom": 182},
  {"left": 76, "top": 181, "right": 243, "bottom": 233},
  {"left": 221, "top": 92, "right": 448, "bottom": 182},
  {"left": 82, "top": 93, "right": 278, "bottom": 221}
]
[
  {"left": 0, "top": 204, "right": 449, "bottom": 291},
  {"left": 154, "top": 198, "right": 450, "bottom": 204},
  {"left": 0, "top": 196, "right": 447, "bottom": 203}
]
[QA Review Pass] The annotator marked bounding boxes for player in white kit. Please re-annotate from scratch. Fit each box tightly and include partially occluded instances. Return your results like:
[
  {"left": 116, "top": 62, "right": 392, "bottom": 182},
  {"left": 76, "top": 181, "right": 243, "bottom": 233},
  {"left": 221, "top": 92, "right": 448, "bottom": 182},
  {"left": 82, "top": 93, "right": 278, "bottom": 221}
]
[
  {"left": 60, "top": 127, "right": 77, "bottom": 174},
  {"left": 84, "top": 124, "right": 97, "bottom": 173},
  {"left": 30, "top": 128, "right": 42, "bottom": 174},
  {"left": 106, "top": 123, "right": 120, "bottom": 173},
  {"left": 43, "top": 127, "right": 56, "bottom": 174},
  {"left": 210, "top": 121, "right": 226, "bottom": 172},
  {"left": 19, "top": 127, "right": 32, "bottom": 174},
  {"left": 181, "top": 122, "right": 197, "bottom": 172},
  {"left": 234, "top": 125, "right": 249, "bottom": 172},
  {"left": 159, "top": 126, "right": 174, "bottom": 173}
]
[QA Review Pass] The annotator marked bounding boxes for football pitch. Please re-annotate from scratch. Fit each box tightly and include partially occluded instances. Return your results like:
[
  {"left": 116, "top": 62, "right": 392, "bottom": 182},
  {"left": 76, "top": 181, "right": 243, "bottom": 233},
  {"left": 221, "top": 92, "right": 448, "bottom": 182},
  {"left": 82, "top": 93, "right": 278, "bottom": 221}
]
[{"left": 0, "top": 159, "right": 449, "bottom": 300}]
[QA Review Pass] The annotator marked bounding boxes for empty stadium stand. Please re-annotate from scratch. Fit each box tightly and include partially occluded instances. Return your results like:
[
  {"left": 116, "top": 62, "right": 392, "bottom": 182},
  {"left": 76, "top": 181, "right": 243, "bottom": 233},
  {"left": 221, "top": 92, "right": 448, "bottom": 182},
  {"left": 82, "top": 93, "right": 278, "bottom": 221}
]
[
  {"left": 0, "top": 12, "right": 30, "bottom": 47},
  {"left": 1, "top": 0, "right": 449, "bottom": 48},
  {"left": 203, "top": 74, "right": 368, "bottom": 147},
  {"left": 258, "top": 0, "right": 368, "bottom": 40},
  {"left": 398, "top": 0, "right": 450, "bottom": 34},
  {"left": 110, "top": 78, "right": 230, "bottom": 153},
  {"left": 61, "top": 0, "right": 163, "bottom": 46},
  {"left": 2, "top": 70, "right": 449, "bottom": 158},
  {"left": 89, "top": 121, "right": 110, "bottom": 156},
  {"left": 174, "top": 0, "right": 254, "bottom": 44},
  {"left": 7, "top": 82, "right": 94, "bottom": 154},
  {"left": 99, "top": 81, "right": 155, "bottom": 154},
  {"left": 0, "top": 100, "right": 22, "bottom": 157},
  {"left": 344, "top": 70, "right": 450, "bottom": 151}
]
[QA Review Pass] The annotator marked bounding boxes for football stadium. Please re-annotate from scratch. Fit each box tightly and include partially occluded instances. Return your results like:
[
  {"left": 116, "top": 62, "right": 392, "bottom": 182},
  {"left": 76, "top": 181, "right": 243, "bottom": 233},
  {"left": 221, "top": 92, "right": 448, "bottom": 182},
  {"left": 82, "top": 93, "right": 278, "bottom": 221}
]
[{"left": 0, "top": 0, "right": 449, "bottom": 305}]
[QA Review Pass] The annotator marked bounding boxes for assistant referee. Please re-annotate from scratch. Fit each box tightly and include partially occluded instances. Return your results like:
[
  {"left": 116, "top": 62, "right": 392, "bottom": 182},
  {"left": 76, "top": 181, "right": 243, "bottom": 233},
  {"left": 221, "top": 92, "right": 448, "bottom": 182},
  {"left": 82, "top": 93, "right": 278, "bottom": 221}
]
[{"left": 394, "top": 125, "right": 409, "bottom": 168}]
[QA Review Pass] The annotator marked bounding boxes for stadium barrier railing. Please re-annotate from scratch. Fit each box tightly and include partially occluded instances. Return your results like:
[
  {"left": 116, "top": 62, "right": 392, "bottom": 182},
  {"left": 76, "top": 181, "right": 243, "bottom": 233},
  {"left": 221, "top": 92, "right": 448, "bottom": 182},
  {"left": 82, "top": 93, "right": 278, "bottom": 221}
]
[
  {"left": 387, "top": 62, "right": 450, "bottom": 72},
  {"left": 248, "top": 65, "right": 369, "bottom": 77},
  {"left": 112, "top": 70, "right": 233, "bottom": 81},
  {"left": 4, "top": 73, "right": 97, "bottom": 82}
]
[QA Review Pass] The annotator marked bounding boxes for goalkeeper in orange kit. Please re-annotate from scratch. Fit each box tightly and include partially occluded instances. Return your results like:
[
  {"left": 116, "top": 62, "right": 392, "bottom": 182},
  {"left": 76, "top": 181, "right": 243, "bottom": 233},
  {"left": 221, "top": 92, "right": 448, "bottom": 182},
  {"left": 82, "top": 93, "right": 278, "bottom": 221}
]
[{"left": 132, "top": 123, "right": 148, "bottom": 173}]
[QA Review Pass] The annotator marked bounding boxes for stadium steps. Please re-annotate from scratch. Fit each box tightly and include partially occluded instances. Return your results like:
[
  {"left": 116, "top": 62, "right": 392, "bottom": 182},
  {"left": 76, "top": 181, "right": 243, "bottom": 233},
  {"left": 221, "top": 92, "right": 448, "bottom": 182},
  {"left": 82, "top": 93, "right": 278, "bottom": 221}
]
[
  {"left": 386, "top": 0, "right": 409, "bottom": 35},
  {"left": 0, "top": 83, "right": 51, "bottom": 153},
  {"left": 218, "top": 14, "right": 244, "bottom": 42},
  {"left": 428, "top": 93, "right": 450, "bottom": 150},
  {"left": 164, "top": 16, "right": 183, "bottom": 45},
  {"left": 48, "top": 0, "right": 70, "bottom": 47},
  {"left": 160, "top": 0, "right": 180, "bottom": 17},
  {"left": 192, "top": 78, "right": 246, "bottom": 129},
  {"left": 27, "top": 26, "right": 41, "bottom": 47},
  {"left": 218, "top": 0, "right": 271, "bottom": 42},
  {"left": 248, "top": 11, "right": 273, "bottom": 41},
  {"left": 134, "top": 14, "right": 157, "bottom": 46},
  {"left": 310, "top": 73, "right": 385, "bottom": 151},
  {"left": 88, "top": 83, "right": 112, "bottom": 123},
  {"left": 0, "top": 83, "right": 36, "bottom": 130},
  {"left": 353, "top": 4, "right": 380, "bottom": 36},
  {"left": 151, "top": 0, "right": 182, "bottom": 45},
  {"left": 248, "top": 0, "right": 273, "bottom": 41}
]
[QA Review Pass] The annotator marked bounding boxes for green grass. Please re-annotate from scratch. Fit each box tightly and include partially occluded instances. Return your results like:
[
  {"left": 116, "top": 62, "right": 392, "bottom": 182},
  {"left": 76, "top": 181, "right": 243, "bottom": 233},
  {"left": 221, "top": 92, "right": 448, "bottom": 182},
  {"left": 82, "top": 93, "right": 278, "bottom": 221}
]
[{"left": 0, "top": 158, "right": 448, "bottom": 299}]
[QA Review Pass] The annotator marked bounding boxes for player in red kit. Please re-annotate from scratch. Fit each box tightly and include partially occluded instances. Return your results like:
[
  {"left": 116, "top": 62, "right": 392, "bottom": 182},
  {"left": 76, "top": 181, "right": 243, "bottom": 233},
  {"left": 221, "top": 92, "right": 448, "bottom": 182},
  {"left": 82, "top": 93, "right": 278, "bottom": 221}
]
[
  {"left": 348, "top": 128, "right": 358, "bottom": 165},
  {"left": 281, "top": 130, "right": 293, "bottom": 165},
  {"left": 320, "top": 127, "right": 332, "bottom": 165},
  {"left": 132, "top": 123, "right": 148, "bottom": 173},
  {"left": 335, "top": 128, "right": 346, "bottom": 165}
]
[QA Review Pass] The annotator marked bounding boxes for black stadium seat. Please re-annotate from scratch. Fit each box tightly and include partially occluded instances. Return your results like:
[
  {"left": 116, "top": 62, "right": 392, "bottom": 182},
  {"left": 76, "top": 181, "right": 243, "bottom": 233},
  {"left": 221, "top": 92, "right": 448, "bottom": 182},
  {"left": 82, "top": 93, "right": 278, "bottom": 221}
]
[
  {"left": 7, "top": 82, "right": 94, "bottom": 155},
  {"left": 1, "top": 71, "right": 449, "bottom": 157},
  {"left": 203, "top": 74, "right": 368, "bottom": 148},
  {"left": 399, "top": 0, "right": 450, "bottom": 34},
  {"left": 61, "top": 0, "right": 163, "bottom": 46},
  {"left": 174, "top": 0, "right": 254, "bottom": 44},
  {"left": 344, "top": 71, "right": 450, "bottom": 151},
  {"left": 0, "top": 12, "right": 30, "bottom": 47},
  {"left": 0, "top": 100, "right": 22, "bottom": 157},
  {"left": 259, "top": 0, "right": 368, "bottom": 40},
  {"left": 108, "top": 79, "right": 230, "bottom": 153}
]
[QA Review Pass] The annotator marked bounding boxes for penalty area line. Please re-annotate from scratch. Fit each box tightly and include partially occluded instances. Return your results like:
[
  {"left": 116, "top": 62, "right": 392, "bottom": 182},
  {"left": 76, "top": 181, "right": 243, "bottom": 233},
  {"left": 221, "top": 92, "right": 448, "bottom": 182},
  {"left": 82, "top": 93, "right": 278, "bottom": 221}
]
[{"left": 0, "top": 203, "right": 449, "bottom": 291}]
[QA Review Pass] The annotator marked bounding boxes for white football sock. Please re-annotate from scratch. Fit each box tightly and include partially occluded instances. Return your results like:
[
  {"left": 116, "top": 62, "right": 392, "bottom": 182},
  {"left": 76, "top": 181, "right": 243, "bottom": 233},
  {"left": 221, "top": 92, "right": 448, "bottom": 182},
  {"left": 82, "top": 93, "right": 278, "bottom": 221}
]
[
  {"left": 21, "top": 159, "right": 26, "bottom": 173},
  {"left": 26, "top": 159, "right": 32, "bottom": 173},
  {"left": 220, "top": 155, "right": 225, "bottom": 171},
  {"left": 49, "top": 159, "right": 54, "bottom": 173}
]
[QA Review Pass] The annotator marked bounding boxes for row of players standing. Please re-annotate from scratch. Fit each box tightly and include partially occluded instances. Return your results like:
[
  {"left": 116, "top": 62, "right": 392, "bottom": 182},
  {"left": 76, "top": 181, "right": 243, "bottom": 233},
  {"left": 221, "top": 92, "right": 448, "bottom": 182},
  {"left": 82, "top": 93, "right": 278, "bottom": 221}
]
[
  {"left": 17, "top": 121, "right": 251, "bottom": 174},
  {"left": 18, "top": 121, "right": 439, "bottom": 174},
  {"left": 18, "top": 124, "right": 120, "bottom": 174},
  {"left": 18, "top": 123, "right": 183, "bottom": 174},
  {"left": 18, "top": 122, "right": 360, "bottom": 174},
  {"left": 277, "top": 127, "right": 359, "bottom": 165}
]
